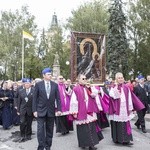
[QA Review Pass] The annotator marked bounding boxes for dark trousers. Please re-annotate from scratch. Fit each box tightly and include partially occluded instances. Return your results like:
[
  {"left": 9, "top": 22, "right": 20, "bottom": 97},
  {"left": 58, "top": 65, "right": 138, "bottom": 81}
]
[
  {"left": 20, "top": 113, "right": 33, "bottom": 138},
  {"left": 37, "top": 116, "right": 55, "bottom": 150},
  {"left": 135, "top": 108, "right": 147, "bottom": 128}
]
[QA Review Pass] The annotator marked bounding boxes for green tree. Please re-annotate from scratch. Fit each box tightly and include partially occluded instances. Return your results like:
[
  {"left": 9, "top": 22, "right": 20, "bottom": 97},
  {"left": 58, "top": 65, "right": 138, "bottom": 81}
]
[
  {"left": 65, "top": 0, "right": 109, "bottom": 80},
  {"left": 47, "top": 23, "right": 68, "bottom": 77},
  {"left": 0, "top": 5, "right": 38, "bottom": 80},
  {"left": 66, "top": 0, "right": 109, "bottom": 33},
  {"left": 37, "top": 28, "right": 49, "bottom": 71},
  {"left": 128, "top": 0, "right": 150, "bottom": 77},
  {"left": 107, "top": 0, "right": 128, "bottom": 78},
  {"left": 60, "top": 40, "right": 71, "bottom": 79}
]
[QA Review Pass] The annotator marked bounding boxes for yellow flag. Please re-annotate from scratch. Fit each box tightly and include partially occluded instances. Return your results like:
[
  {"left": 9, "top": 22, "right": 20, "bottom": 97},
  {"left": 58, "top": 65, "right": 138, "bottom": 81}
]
[{"left": 22, "top": 30, "right": 34, "bottom": 41}]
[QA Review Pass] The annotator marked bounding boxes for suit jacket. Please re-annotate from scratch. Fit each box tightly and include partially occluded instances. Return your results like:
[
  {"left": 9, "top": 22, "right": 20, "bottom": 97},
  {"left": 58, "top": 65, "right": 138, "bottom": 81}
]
[
  {"left": 14, "top": 85, "right": 24, "bottom": 108},
  {"left": 32, "top": 80, "right": 61, "bottom": 117},
  {"left": 17, "top": 87, "right": 34, "bottom": 116},
  {"left": 133, "top": 84, "right": 148, "bottom": 110}
]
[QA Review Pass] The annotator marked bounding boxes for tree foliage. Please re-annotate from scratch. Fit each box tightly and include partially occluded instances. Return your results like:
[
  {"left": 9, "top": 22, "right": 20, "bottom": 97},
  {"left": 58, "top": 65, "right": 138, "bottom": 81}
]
[
  {"left": 107, "top": 0, "right": 128, "bottom": 78},
  {"left": 0, "top": 5, "right": 38, "bottom": 80},
  {"left": 66, "top": 0, "right": 109, "bottom": 33},
  {"left": 128, "top": 0, "right": 150, "bottom": 77},
  {"left": 1, "top": 0, "right": 150, "bottom": 81}
]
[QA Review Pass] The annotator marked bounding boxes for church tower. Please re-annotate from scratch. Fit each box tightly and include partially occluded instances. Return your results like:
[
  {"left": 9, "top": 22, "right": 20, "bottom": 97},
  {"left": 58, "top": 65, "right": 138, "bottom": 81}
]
[
  {"left": 47, "top": 12, "right": 59, "bottom": 52},
  {"left": 51, "top": 12, "right": 58, "bottom": 28},
  {"left": 46, "top": 12, "right": 60, "bottom": 79}
]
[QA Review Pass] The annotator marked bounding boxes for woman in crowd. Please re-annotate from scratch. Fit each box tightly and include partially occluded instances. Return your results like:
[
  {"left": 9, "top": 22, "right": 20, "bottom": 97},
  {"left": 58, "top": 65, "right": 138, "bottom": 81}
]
[{"left": 0, "top": 81, "right": 13, "bottom": 129}]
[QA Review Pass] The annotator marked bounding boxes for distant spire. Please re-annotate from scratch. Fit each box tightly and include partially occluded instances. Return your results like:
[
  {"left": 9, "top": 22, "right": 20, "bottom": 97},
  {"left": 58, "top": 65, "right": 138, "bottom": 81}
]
[{"left": 51, "top": 12, "right": 58, "bottom": 27}]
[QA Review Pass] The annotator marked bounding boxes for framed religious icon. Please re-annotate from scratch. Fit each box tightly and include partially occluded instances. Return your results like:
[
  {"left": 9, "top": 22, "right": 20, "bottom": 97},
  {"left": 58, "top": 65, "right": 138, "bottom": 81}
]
[{"left": 70, "top": 31, "right": 106, "bottom": 83}]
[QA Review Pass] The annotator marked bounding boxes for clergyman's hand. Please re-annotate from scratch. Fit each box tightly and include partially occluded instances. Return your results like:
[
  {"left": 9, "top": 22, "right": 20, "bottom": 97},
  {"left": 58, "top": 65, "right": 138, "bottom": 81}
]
[
  {"left": 33, "top": 112, "right": 38, "bottom": 118},
  {"left": 57, "top": 111, "right": 61, "bottom": 116},
  {"left": 73, "top": 114, "right": 77, "bottom": 118}
]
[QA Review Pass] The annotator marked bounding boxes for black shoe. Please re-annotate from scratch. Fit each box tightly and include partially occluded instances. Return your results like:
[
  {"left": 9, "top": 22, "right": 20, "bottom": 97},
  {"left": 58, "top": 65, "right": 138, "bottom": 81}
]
[
  {"left": 134, "top": 123, "right": 140, "bottom": 129},
  {"left": 123, "top": 142, "right": 134, "bottom": 145},
  {"left": 89, "top": 146, "right": 97, "bottom": 150},
  {"left": 81, "top": 147, "right": 86, "bottom": 149},
  {"left": 11, "top": 132, "right": 16, "bottom": 134},
  {"left": 142, "top": 128, "right": 147, "bottom": 133},
  {"left": 128, "top": 142, "right": 134, "bottom": 145},
  {"left": 13, "top": 137, "right": 21, "bottom": 142},
  {"left": 19, "top": 137, "right": 26, "bottom": 143},
  {"left": 45, "top": 148, "right": 51, "bottom": 150},
  {"left": 26, "top": 136, "right": 31, "bottom": 140},
  {"left": 62, "top": 132, "right": 66, "bottom": 135}
]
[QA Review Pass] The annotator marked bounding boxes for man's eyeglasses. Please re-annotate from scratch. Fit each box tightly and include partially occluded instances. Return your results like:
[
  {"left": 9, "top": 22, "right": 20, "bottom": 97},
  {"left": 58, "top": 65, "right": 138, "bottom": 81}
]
[
  {"left": 47, "top": 73, "right": 52, "bottom": 76},
  {"left": 82, "top": 78, "right": 86, "bottom": 80}
]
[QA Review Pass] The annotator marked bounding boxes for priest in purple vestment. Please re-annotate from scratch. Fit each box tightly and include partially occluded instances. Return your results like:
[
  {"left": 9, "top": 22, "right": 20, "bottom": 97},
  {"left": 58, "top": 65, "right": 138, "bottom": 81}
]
[
  {"left": 55, "top": 75, "right": 73, "bottom": 135},
  {"left": 108, "top": 72, "right": 145, "bottom": 146},
  {"left": 70, "top": 74, "right": 102, "bottom": 150}
]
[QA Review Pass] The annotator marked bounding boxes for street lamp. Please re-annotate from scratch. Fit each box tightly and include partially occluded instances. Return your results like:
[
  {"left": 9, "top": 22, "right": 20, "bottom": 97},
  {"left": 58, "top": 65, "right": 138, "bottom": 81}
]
[{"left": 66, "top": 61, "right": 70, "bottom": 65}]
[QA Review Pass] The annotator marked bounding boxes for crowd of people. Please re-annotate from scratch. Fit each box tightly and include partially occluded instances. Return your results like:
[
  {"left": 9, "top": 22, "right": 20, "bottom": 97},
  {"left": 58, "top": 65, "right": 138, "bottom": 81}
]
[{"left": 0, "top": 68, "right": 150, "bottom": 150}]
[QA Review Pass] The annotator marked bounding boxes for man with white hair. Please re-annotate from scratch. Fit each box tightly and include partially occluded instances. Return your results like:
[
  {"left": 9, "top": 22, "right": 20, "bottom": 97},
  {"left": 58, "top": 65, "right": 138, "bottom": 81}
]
[
  {"left": 108, "top": 72, "right": 144, "bottom": 145},
  {"left": 55, "top": 75, "right": 73, "bottom": 135}
]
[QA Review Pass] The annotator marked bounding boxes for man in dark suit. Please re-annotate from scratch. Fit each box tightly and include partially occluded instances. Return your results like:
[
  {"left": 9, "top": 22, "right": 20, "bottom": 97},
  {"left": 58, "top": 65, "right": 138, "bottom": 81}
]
[
  {"left": 133, "top": 75, "right": 148, "bottom": 133},
  {"left": 145, "top": 75, "right": 150, "bottom": 113},
  {"left": 32, "top": 67, "right": 61, "bottom": 150},
  {"left": 17, "top": 78, "right": 34, "bottom": 142}
]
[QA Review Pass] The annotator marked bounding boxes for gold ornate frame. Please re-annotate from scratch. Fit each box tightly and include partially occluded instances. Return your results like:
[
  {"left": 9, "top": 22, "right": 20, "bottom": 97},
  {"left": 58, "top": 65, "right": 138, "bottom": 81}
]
[{"left": 70, "top": 32, "right": 106, "bottom": 83}]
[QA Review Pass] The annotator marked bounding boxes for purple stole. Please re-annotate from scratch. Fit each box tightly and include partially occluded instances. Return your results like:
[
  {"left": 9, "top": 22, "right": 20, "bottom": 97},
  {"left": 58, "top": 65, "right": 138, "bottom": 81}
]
[
  {"left": 86, "top": 87, "right": 99, "bottom": 113},
  {"left": 58, "top": 83, "right": 70, "bottom": 112},
  {"left": 66, "top": 92, "right": 71, "bottom": 112},
  {"left": 73, "top": 85, "right": 95, "bottom": 120},
  {"left": 108, "top": 84, "right": 145, "bottom": 115},
  {"left": 108, "top": 84, "right": 145, "bottom": 136},
  {"left": 95, "top": 86, "right": 110, "bottom": 113}
]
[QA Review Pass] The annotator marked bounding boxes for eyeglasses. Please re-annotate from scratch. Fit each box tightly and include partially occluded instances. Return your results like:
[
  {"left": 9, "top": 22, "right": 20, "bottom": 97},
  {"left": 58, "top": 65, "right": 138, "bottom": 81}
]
[
  {"left": 59, "top": 78, "right": 63, "bottom": 80},
  {"left": 46, "top": 73, "right": 52, "bottom": 75},
  {"left": 82, "top": 78, "right": 86, "bottom": 80}
]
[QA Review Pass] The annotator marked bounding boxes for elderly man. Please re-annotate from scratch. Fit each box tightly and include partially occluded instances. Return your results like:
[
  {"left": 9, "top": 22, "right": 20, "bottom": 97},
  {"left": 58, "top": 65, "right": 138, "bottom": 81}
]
[
  {"left": 55, "top": 75, "right": 73, "bottom": 135},
  {"left": 70, "top": 74, "right": 101, "bottom": 150},
  {"left": 17, "top": 78, "right": 34, "bottom": 142},
  {"left": 108, "top": 72, "right": 145, "bottom": 145},
  {"left": 32, "top": 67, "right": 61, "bottom": 150}
]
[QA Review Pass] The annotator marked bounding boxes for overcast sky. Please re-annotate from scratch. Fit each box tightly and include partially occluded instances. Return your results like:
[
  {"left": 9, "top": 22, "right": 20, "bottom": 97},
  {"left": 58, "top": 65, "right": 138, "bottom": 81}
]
[{"left": 0, "top": 0, "right": 92, "bottom": 30}]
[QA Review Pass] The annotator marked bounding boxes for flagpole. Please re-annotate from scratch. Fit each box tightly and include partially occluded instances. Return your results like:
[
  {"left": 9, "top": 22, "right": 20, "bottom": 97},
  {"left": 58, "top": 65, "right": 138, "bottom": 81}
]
[
  {"left": 22, "top": 35, "right": 24, "bottom": 79},
  {"left": 21, "top": 30, "right": 34, "bottom": 79}
]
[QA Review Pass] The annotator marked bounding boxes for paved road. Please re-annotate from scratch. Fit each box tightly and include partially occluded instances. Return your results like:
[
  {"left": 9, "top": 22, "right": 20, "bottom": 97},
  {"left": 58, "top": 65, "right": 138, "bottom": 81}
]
[{"left": 0, "top": 115, "right": 150, "bottom": 150}]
